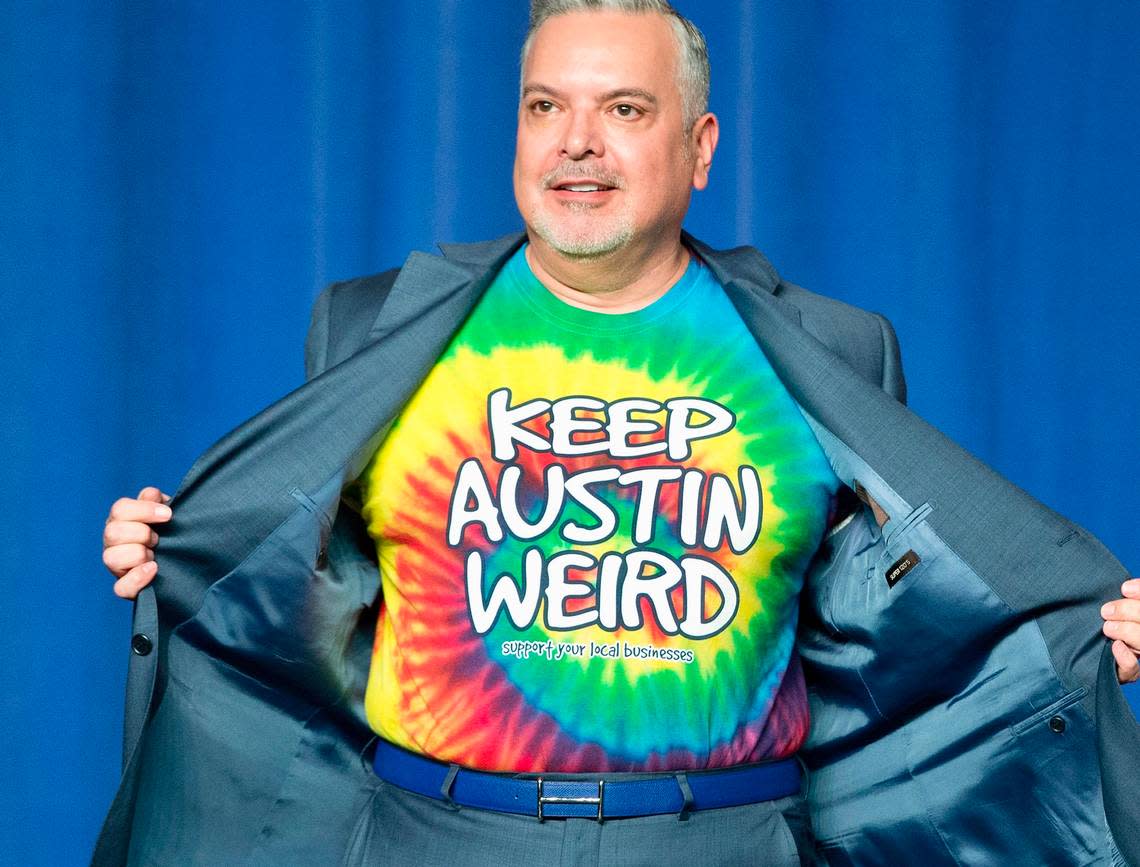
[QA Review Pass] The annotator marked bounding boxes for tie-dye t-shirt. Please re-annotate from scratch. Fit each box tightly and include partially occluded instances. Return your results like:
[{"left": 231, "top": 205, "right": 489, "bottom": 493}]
[{"left": 357, "top": 245, "right": 839, "bottom": 772}]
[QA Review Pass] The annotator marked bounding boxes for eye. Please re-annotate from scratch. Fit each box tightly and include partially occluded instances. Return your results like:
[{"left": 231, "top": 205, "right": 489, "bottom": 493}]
[
  {"left": 611, "top": 103, "right": 643, "bottom": 119},
  {"left": 531, "top": 99, "right": 557, "bottom": 114}
]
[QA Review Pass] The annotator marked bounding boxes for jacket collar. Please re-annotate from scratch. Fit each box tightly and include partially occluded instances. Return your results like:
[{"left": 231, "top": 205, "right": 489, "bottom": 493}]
[
  {"left": 433, "top": 229, "right": 784, "bottom": 297},
  {"left": 368, "top": 229, "right": 795, "bottom": 342}
]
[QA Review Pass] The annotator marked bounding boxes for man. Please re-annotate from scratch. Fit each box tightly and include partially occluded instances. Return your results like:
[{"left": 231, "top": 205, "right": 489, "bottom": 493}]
[{"left": 97, "top": 2, "right": 1140, "bottom": 865}]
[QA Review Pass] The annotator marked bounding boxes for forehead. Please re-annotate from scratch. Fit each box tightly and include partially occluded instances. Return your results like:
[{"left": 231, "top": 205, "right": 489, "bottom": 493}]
[{"left": 523, "top": 10, "right": 682, "bottom": 101}]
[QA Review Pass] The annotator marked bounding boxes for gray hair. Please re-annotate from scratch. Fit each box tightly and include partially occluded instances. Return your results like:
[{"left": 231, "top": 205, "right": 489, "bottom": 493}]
[{"left": 520, "top": 0, "right": 711, "bottom": 130}]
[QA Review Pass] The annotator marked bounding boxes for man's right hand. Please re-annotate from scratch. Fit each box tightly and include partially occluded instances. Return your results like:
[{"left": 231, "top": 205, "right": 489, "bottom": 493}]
[{"left": 103, "top": 486, "right": 172, "bottom": 600}]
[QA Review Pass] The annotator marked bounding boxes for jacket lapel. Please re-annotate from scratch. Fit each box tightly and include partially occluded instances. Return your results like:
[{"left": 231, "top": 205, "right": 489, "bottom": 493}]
[{"left": 364, "top": 234, "right": 522, "bottom": 344}]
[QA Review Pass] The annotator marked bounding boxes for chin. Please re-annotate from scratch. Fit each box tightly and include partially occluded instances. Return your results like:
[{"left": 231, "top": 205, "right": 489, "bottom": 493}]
[{"left": 530, "top": 215, "right": 635, "bottom": 258}]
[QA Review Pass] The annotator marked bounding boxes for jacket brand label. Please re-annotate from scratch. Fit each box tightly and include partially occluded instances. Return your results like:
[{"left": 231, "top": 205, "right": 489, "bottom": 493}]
[{"left": 886, "top": 550, "right": 920, "bottom": 587}]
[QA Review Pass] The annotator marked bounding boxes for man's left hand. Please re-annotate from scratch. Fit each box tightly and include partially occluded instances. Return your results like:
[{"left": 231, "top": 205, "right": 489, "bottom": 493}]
[{"left": 1102, "top": 578, "right": 1140, "bottom": 684}]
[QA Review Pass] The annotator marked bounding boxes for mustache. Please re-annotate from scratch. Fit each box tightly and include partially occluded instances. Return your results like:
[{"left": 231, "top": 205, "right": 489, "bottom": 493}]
[{"left": 541, "top": 164, "right": 625, "bottom": 189}]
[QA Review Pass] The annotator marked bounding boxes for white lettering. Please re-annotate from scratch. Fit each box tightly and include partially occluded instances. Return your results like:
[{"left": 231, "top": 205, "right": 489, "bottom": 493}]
[
  {"left": 620, "top": 550, "right": 683, "bottom": 634},
  {"left": 562, "top": 467, "right": 621, "bottom": 543},
  {"left": 447, "top": 459, "right": 503, "bottom": 546},
  {"left": 607, "top": 398, "right": 667, "bottom": 458},
  {"left": 498, "top": 464, "right": 566, "bottom": 540},
  {"left": 550, "top": 396, "right": 608, "bottom": 456},
  {"left": 664, "top": 398, "right": 735, "bottom": 460},
  {"left": 488, "top": 388, "right": 552, "bottom": 461},
  {"left": 466, "top": 548, "right": 543, "bottom": 633},
  {"left": 544, "top": 551, "right": 598, "bottom": 630},
  {"left": 617, "top": 467, "right": 683, "bottom": 545},
  {"left": 702, "top": 466, "right": 762, "bottom": 554},
  {"left": 679, "top": 557, "right": 739, "bottom": 637}
]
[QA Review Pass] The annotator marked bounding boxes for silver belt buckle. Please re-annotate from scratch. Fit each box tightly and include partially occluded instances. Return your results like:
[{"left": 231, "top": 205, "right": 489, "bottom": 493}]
[{"left": 536, "top": 778, "right": 605, "bottom": 822}]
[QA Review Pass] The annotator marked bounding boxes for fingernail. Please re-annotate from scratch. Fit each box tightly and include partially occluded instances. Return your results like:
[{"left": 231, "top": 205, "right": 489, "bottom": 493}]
[
  {"left": 155, "top": 505, "right": 172, "bottom": 519},
  {"left": 1102, "top": 603, "right": 1116, "bottom": 617},
  {"left": 145, "top": 561, "right": 157, "bottom": 572},
  {"left": 1104, "top": 622, "right": 1119, "bottom": 635}
]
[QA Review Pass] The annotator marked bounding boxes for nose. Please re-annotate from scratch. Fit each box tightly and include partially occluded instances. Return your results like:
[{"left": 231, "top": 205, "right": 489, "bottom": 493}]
[{"left": 559, "top": 109, "right": 605, "bottom": 160}]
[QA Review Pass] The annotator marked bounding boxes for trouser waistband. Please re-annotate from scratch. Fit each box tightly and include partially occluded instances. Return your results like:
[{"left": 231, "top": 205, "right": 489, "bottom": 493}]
[{"left": 371, "top": 739, "right": 802, "bottom": 822}]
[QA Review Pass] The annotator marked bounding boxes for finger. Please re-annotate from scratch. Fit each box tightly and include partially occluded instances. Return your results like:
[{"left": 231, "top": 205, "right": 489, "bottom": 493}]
[
  {"left": 137, "top": 486, "right": 172, "bottom": 505},
  {"left": 1099, "top": 598, "right": 1140, "bottom": 623},
  {"left": 1122, "top": 577, "right": 1140, "bottom": 598},
  {"left": 113, "top": 561, "right": 158, "bottom": 600},
  {"left": 103, "top": 521, "right": 160, "bottom": 548},
  {"left": 1111, "top": 640, "right": 1139, "bottom": 684},
  {"left": 102, "top": 542, "right": 155, "bottom": 577},
  {"left": 108, "top": 497, "right": 173, "bottom": 524},
  {"left": 1102, "top": 618, "right": 1140, "bottom": 653}
]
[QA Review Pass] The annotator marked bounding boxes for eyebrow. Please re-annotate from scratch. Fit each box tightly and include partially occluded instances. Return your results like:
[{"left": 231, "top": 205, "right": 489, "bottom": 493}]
[
  {"left": 522, "top": 84, "right": 659, "bottom": 107},
  {"left": 600, "top": 88, "right": 658, "bottom": 106}
]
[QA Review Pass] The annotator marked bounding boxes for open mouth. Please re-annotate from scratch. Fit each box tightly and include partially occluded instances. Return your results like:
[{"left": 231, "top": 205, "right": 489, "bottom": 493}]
[{"left": 553, "top": 182, "right": 616, "bottom": 193}]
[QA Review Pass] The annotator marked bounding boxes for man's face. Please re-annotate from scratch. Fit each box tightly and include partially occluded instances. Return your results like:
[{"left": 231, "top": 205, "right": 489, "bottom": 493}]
[{"left": 513, "top": 10, "right": 713, "bottom": 259}]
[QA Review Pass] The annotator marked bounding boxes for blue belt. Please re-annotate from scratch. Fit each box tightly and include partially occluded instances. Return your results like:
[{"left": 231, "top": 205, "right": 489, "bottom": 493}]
[{"left": 371, "top": 740, "right": 802, "bottom": 821}]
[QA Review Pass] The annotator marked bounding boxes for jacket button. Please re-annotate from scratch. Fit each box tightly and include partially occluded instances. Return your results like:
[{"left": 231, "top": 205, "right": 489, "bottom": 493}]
[
  {"left": 131, "top": 633, "right": 153, "bottom": 656},
  {"left": 1048, "top": 715, "right": 1066, "bottom": 734}
]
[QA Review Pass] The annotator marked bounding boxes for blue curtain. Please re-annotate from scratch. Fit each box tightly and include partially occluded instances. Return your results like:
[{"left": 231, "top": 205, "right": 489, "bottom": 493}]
[{"left": 3, "top": 2, "right": 1137, "bottom": 862}]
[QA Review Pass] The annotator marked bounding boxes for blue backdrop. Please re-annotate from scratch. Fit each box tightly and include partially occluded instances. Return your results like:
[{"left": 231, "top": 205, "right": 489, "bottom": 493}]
[{"left": 3, "top": 2, "right": 1137, "bottom": 863}]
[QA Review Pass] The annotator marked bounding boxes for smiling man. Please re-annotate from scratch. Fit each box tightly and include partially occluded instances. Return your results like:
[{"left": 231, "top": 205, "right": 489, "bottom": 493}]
[
  {"left": 97, "top": 2, "right": 1140, "bottom": 865},
  {"left": 513, "top": 6, "right": 717, "bottom": 312}
]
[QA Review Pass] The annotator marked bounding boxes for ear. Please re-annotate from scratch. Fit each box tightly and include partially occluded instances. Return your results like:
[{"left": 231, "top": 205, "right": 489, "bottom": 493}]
[{"left": 690, "top": 112, "right": 720, "bottom": 191}]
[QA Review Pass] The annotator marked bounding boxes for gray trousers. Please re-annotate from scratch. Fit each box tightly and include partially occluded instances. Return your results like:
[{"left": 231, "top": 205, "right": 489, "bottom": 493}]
[{"left": 343, "top": 779, "right": 812, "bottom": 866}]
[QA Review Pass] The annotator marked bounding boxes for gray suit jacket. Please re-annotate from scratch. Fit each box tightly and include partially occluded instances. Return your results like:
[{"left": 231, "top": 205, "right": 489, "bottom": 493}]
[{"left": 94, "top": 232, "right": 1139, "bottom": 865}]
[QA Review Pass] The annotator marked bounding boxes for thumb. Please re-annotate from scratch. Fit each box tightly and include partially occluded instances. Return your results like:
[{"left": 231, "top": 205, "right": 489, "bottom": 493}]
[
  {"left": 137, "top": 486, "right": 172, "bottom": 505},
  {"left": 1112, "top": 639, "right": 1139, "bottom": 684}
]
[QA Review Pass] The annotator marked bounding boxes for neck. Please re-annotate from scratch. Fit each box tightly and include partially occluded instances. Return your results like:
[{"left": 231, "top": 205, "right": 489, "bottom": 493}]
[{"left": 524, "top": 233, "right": 691, "bottom": 314}]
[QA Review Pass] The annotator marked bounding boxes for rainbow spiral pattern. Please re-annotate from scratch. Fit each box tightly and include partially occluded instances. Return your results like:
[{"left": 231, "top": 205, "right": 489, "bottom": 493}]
[{"left": 358, "top": 247, "right": 838, "bottom": 772}]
